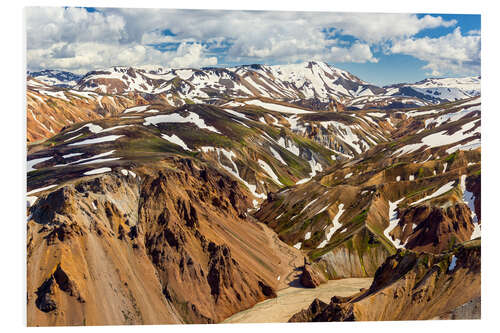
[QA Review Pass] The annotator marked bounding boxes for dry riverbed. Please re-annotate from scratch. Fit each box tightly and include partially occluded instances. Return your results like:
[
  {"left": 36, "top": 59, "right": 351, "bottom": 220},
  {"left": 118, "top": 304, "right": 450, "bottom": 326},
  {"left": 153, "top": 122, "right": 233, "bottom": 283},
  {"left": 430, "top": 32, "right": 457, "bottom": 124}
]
[{"left": 223, "top": 278, "right": 372, "bottom": 323}]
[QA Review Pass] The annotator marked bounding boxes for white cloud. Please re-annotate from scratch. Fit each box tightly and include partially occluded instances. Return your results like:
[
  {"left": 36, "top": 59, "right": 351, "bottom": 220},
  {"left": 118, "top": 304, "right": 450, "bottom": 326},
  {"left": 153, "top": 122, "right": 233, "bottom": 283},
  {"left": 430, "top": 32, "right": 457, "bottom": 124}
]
[
  {"left": 27, "top": 41, "right": 217, "bottom": 73},
  {"left": 467, "top": 29, "right": 481, "bottom": 36},
  {"left": 26, "top": 7, "right": 126, "bottom": 49},
  {"left": 329, "top": 42, "right": 378, "bottom": 63},
  {"left": 308, "top": 13, "right": 457, "bottom": 44},
  {"left": 25, "top": 7, "right": 471, "bottom": 76},
  {"left": 391, "top": 28, "right": 481, "bottom": 76},
  {"left": 169, "top": 43, "right": 217, "bottom": 68}
]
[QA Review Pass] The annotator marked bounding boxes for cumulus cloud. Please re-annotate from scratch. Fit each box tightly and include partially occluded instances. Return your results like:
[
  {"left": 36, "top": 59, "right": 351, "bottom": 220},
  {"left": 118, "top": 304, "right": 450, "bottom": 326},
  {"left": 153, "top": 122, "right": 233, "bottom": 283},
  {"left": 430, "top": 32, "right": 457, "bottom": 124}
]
[
  {"left": 26, "top": 7, "right": 126, "bottom": 49},
  {"left": 25, "top": 8, "right": 217, "bottom": 72},
  {"left": 316, "top": 13, "right": 457, "bottom": 44},
  {"left": 169, "top": 43, "right": 217, "bottom": 68},
  {"left": 27, "top": 42, "right": 217, "bottom": 74},
  {"left": 391, "top": 27, "right": 481, "bottom": 76},
  {"left": 329, "top": 42, "right": 378, "bottom": 63},
  {"left": 25, "top": 7, "right": 475, "bottom": 77}
]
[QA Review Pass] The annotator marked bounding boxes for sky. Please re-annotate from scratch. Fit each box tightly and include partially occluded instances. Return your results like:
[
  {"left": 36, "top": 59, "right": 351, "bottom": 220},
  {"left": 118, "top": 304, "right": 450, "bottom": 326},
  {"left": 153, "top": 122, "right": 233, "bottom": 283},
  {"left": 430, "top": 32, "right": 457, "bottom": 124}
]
[{"left": 26, "top": 7, "right": 481, "bottom": 86}]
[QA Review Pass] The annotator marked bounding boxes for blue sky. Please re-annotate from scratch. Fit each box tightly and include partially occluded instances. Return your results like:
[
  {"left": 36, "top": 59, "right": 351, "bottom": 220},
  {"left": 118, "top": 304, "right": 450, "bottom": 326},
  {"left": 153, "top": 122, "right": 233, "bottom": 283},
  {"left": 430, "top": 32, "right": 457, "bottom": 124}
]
[{"left": 26, "top": 8, "right": 480, "bottom": 86}]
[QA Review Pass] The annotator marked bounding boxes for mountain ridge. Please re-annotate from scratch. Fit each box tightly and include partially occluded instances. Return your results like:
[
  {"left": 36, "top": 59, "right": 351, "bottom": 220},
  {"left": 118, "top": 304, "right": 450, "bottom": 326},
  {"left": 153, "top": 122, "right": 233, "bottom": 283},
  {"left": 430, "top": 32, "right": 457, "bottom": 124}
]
[{"left": 28, "top": 62, "right": 480, "bottom": 105}]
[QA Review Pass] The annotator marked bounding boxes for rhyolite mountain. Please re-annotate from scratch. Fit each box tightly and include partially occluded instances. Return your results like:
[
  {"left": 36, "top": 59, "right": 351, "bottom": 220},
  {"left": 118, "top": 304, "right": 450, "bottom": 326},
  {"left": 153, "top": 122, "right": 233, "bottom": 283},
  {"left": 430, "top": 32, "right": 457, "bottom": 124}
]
[
  {"left": 33, "top": 62, "right": 479, "bottom": 106},
  {"left": 73, "top": 62, "right": 384, "bottom": 101},
  {"left": 26, "top": 62, "right": 481, "bottom": 326},
  {"left": 26, "top": 62, "right": 481, "bottom": 144}
]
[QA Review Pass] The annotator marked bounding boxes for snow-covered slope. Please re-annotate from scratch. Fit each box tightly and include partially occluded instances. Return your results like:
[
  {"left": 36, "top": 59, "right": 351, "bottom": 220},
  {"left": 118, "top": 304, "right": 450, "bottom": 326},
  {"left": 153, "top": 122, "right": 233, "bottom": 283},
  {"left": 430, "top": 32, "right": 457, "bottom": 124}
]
[
  {"left": 73, "top": 62, "right": 384, "bottom": 105},
  {"left": 386, "top": 76, "right": 480, "bottom": 103},
  {"left": 30, "top": 65, "right": 481, "bottom": 108},
  {"left": 27, "top": 70, "right": 82, "bottom": 88}
]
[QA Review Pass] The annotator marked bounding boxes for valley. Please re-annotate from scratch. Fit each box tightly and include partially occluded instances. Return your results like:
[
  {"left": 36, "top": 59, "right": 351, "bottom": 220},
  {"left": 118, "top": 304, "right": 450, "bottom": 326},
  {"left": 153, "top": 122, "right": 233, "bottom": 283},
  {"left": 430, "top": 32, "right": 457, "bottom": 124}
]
[
  {"left": 223, "top": 278, "right": 372, "bottom": 323},
  {"left": 26, "top": 62, "right": 481, "bottom": 325}
]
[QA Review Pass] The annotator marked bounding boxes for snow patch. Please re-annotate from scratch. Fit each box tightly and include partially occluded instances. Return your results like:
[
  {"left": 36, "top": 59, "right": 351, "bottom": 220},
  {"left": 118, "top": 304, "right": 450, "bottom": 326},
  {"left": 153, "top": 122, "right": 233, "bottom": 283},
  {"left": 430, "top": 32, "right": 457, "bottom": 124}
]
[
  {"left": 223, "top": 108, "right": 250, "bottom": 120},
  {"left": 123, "top": 105, "right": 149, "bottom": 114},
  {"left": 317, "top": 203, "right": 345, "bottom": 249},
  {"left": 62, "top": 153, "right": 83, "bottom": 159},
  {"left": 410, "top": 181, "right": 456, "bottom": 206},
  {"left": 83, "top": 167, "right": 112, "bottom": 176},
  {"left": 66, "top": 123, "right": 103, "bottom": 135},
  {"left": 200, "top": 146, "right": 215, "bottom": 153},
  {"left": 161, "top": 134, "right": 192, "bottom": 151},
  {"left": 144, "top": 112, "right": 221, "bottom": 134},
  {"left": 445, "top": 139, "right": 481, "bottom": 154},
  {"left": 269, "top": 147, "right": 287, "bottom": 165},
  {"left": 277, "top": 137, "right": 300, "bottom": 156},
  {"left": 367, "top": 112, "right": 385, "bottom": 118},
  {"left": 384, "top": 198, "right": 406, "bottom": 249},
  {"left": 27, "top": 196, "right": 38, "bottom": 208},
  {"left": 27, "top": 184, "right": 57, "bottom": 196},
  {"left": 27, "top": 156, "right": 52, "bottom": 172},
  {"left": 258, "top": 159, "right": 283, "bottom": 186},
  {"left": 216, "top": 148, "right": 266, "bottom": 199},
  {"left": 461, "top": 175, "right": 480, "bottom": 239},
  {"left": 393, "top": 120, "right": 480, "bottom": 157},
  {"left": 245, "top": 100, "right": 312, "bottom": 114},
  {"left": 68, "top": 135, "right": 124, "bottom": 146}
]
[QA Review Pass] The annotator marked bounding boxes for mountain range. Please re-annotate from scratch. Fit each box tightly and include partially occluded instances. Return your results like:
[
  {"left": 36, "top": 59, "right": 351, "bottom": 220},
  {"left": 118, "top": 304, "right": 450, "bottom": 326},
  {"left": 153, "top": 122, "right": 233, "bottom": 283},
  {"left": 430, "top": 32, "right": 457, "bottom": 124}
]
[
  {"left": 26, "top": 61, "right": 481, "bottom": 326},
  {"left": 29, "top": 61, "right": 480, "bottom": 104},
  {"left": 26, "top": 61, "right": 480, "bottom": 144}
]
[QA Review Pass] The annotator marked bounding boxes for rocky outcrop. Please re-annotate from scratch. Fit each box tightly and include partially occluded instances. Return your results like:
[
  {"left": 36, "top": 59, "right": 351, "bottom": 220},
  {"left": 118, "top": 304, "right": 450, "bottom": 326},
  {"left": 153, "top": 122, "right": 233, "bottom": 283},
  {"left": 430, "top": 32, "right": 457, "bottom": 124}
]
[
  {"left": 289, "top": 243, "right": 481, "bottom": 322},
  {"left": 300, "top": 264, "right": 326, "bottom": 288},
  {"left": 138, "top": 161, "right": 277, "bottom": 323},
  {"left": 288, "top": 298, "right": 328, "bottom": 322},
  {"left": 397, "top": 203, "right": 476, "bottom": 253},
  {"left": 35, "top": 264, "right": 84, "bottom": 313}
]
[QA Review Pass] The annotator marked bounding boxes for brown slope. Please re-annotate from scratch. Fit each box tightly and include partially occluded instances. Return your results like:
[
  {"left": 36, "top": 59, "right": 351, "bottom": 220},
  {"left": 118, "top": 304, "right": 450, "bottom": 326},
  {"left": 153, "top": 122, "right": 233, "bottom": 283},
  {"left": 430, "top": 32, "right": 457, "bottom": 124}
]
[
  {"left": 289, "top": 242, "right": 481, "bottom": 322},
  {"left": 27, "top": 174, "right": 180, "bottom": 326},
  {"left": 27, "top": 157, "right": 304, "bottom": 326},
  {"left": 254, "top": 96, "right": 481, "bottom": 277},
  {"left": 26, "top": 77, "right": 156, "bottom": 143},
  {"left": 27, "top": 90, "right": 140, "bottom": 143}
]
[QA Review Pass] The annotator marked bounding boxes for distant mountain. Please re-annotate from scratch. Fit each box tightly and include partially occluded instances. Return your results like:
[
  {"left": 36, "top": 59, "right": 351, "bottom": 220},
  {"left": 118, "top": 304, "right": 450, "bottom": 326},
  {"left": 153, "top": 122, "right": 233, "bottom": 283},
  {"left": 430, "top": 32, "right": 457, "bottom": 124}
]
[
  {"left": 72, "top": 62, "right": 384, "bottom": 106},
  {"left": 27, "top": 69, "right": 82, "bottom": 88},
  {"left": 28, "top": 64, "right": 481, "bottom": 108},
  {"left": 385, "top": 76, "right": 480, "bottom": 103}
]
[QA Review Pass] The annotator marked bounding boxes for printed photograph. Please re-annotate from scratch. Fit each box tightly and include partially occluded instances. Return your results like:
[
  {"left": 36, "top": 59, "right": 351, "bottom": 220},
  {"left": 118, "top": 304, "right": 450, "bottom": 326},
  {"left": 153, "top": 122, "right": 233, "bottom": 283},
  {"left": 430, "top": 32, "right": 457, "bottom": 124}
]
[{"left": 26, "top": 7, "right": 481, "bottom": 326}]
